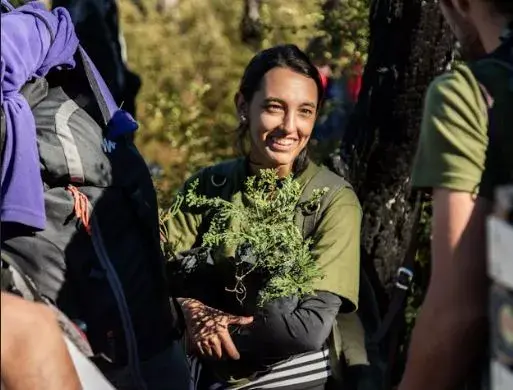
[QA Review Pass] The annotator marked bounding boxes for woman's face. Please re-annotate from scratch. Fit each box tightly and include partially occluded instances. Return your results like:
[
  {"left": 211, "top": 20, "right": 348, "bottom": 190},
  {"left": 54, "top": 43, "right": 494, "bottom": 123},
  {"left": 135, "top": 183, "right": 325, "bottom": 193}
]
[{"left": 240, "top": 67, "right": 319, "bottom": 174}]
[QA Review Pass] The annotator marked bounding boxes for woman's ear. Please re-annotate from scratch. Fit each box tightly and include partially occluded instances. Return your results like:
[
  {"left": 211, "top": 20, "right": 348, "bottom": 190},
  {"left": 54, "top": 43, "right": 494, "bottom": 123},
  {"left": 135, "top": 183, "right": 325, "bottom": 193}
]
[{"left": 234, "top": 92, "right": 248, "bottom": 119}]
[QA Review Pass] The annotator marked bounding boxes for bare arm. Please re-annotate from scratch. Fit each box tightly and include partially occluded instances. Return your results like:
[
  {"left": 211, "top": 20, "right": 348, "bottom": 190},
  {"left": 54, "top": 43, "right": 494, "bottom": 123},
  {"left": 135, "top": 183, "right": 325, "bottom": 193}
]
[
  {"left": 1, "top": 292, "right": 81, "bottom": 390},
  {"left": 399, "top": 189, "right": 491, "bottom": 390}
]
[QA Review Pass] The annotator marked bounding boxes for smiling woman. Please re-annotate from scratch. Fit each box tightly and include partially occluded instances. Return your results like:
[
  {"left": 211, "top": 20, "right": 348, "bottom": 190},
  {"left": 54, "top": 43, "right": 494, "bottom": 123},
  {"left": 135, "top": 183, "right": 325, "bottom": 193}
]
[
  {"left": 243, "top": 67, "right": 316, "bottom": 174},
  {"left": 165, "top": 44, "right": 362, "bottom": 389},
  {"left": 235, "top": 45, "right": 324, "bottom": 178}
]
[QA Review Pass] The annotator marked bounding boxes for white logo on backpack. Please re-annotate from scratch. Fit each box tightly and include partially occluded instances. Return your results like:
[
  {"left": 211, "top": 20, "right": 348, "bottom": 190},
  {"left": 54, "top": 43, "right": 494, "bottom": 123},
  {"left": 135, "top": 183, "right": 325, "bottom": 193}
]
[{"left": 102, "top": 139, "right": 116, "bottom": 154}]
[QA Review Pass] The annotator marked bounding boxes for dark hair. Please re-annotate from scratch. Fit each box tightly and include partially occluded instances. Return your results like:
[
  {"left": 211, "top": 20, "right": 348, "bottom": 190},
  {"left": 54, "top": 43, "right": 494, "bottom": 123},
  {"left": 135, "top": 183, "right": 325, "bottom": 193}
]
[
  {"left": 236, "top": 44, "right": 325, "bottom": 174},
  {"left": 488, "top": 0, "right": 513, "bottom": 16}
]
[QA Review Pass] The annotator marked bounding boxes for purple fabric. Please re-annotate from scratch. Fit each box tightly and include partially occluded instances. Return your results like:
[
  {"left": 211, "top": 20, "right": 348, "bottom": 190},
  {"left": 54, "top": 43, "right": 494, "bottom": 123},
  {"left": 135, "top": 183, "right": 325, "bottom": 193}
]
[{"left": 1, "top": 1, "right": 79, "bottom": 231}]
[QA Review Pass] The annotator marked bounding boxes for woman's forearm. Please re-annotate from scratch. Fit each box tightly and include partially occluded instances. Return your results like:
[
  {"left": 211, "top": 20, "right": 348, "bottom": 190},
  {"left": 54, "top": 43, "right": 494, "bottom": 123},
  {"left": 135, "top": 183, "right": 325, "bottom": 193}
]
[{"left": 231, "top": 291, "right": 342, "bottom": 362}]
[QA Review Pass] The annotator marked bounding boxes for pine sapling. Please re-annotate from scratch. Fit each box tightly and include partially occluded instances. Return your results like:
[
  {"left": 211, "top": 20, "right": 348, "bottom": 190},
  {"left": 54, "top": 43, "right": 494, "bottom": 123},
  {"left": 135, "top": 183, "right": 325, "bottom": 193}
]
[{"left": 185, "top": 169, "right": 328, "bottom": 306}]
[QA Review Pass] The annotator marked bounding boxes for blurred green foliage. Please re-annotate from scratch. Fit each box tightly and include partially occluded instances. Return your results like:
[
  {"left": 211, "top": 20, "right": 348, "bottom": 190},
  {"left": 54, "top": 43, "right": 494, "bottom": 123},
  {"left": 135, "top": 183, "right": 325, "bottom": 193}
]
[
  {"left": 314, "top": 0, "right": 370, "bottom": 69},
  {"left": 119, "top": 0, "right": 369, "bottom": 205}
]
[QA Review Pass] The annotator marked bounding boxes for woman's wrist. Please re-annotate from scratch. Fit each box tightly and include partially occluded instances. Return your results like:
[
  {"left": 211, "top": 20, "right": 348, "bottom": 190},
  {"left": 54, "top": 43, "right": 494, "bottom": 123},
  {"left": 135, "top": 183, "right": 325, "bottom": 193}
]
[{"left": 177, "top": 297, "right": 200, "bottom": 308}]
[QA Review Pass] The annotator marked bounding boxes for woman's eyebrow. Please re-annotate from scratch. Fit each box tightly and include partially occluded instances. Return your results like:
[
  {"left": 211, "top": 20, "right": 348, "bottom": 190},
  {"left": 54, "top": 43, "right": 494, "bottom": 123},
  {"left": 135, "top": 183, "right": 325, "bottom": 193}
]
[
  {"left": 300, "top": 101, "right": 317, "bottom": 109},
  {"left": 263, "top": 97, "right": 286, "bottom": 105},
  {"left": 263, "top": 97, "right": 316, "bottom": 108}
]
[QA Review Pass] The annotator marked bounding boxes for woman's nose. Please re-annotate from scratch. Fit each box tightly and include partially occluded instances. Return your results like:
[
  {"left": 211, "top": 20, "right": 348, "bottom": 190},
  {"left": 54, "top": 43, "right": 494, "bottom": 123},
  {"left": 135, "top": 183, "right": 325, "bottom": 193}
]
[{"left": 282, "top": 111, "right": 296, "bottom": 134}]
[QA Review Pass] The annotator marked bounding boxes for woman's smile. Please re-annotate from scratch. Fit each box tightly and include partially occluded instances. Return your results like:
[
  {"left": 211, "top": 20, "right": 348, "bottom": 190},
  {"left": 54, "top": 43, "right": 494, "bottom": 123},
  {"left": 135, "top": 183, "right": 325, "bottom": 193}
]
[{"left": 266, "top": 135, "right": 299, "bottom": 152}]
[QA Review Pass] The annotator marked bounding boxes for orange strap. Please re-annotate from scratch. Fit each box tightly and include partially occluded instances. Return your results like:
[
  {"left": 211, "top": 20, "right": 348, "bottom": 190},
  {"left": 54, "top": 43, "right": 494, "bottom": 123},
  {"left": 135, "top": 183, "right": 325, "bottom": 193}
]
[{"left": 67, "top": 185, "right": 92, "bottom": 236}]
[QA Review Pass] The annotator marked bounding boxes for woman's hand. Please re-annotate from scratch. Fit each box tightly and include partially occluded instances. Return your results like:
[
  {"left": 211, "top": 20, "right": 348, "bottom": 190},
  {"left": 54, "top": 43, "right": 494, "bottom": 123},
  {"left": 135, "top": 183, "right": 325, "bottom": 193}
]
[{"left": 177, "top": 298, "right": 253, "bottom": 360}]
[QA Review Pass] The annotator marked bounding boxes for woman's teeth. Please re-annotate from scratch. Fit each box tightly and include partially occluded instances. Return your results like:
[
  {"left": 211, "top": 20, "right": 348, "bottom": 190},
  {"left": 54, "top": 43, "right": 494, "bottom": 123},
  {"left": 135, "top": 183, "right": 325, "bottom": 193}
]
[{"left": 270, "top": 137, "right": 295, "bottom": 146}]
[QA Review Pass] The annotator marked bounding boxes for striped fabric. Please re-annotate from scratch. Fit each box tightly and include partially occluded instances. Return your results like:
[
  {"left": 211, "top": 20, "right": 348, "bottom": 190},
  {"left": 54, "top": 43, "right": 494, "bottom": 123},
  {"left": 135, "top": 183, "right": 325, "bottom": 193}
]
[{"left": 189, "top": 349, "right": 331, "bottom": 390}]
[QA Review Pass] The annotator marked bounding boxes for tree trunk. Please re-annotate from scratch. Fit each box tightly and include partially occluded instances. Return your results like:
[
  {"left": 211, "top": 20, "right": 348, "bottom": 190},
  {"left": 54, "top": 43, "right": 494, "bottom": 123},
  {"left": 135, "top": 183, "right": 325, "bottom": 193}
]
[
  {"left": 240, "top": 0, "right": 263, "bottom": 49},
  {"left": 340, "top": 0, "right": 454, "bottom": 311}
]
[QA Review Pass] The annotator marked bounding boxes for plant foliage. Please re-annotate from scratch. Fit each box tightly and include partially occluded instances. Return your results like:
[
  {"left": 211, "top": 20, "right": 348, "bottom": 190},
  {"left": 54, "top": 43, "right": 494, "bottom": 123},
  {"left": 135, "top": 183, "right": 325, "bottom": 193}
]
[{"left": 184, "top": 169, "right": 327, "bottom": 305}]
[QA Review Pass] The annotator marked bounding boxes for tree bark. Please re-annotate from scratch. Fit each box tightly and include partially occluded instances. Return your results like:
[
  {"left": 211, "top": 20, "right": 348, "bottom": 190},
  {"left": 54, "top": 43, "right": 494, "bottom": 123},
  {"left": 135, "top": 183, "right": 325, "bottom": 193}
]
[
  {"left": 340, "top": 0, "right": 454, "bottom": 311},
  {"left": 240, "top": 0, "right": 263, "bottom": 49}
]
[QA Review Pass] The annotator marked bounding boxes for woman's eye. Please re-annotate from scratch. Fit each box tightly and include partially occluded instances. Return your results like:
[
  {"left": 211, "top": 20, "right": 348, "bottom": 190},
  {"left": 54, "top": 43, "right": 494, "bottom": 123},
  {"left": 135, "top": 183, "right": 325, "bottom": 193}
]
[
  {"left": 299, "top": 108, "right": 314, "bottom": 117},
  {"left": 265, "top": 104, "right": 283, "bottom": 112}
]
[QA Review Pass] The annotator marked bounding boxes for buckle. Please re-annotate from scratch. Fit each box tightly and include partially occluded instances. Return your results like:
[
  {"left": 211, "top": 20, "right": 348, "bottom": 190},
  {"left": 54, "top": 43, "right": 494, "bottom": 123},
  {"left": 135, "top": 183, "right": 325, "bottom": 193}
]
[
  {"left": 211, "top": 174, "right": 227, "bottom": 188},
  {"left": 302, "top": 201, "right": 321, "bottom": 216},
  {"left": 395, "top": 267, "right": 414, "bottom": 291}
]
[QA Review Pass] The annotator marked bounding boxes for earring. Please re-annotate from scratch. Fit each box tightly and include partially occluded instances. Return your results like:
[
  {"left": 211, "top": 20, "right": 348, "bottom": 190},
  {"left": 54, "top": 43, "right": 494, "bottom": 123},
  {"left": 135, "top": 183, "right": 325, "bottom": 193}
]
[{"left": 240, "top": 114, "right": 247, "bottom": 124}]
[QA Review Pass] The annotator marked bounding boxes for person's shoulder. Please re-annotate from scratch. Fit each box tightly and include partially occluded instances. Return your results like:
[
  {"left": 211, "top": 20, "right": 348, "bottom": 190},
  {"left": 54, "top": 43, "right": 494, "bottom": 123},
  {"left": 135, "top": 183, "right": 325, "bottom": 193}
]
[
  {"left": 185, "top": 158, "right": 242, "bottom": 181},
  {"left": 331, "top": 184, "right": 361, "bottom": 210},
  {"left": 422, "top": 62, "right": 487, "bottom": 139},
  {"left": 412, "top": 63, "right": 488, "bottom": 193},
  {"left": 206, "top": 157, "right": 245, "bottom": 177},
  {"left": 425, "top": 63, "right": 482, "bottom": 108},
  {"left": 179, "top": 157, "right": 245, "bottom": 198},
  {"left": 311, "top": 164, "right": 361, "bottom": 210},
  {"left": 315, "top": 163, "right": 351, "bottom": 186}
]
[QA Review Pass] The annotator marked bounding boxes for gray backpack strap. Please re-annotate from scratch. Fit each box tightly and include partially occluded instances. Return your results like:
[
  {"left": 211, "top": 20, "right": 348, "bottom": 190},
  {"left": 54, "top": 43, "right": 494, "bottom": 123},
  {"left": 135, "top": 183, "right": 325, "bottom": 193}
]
[{"left": 296, "top": 166, "right": 351, "bottom": 240}]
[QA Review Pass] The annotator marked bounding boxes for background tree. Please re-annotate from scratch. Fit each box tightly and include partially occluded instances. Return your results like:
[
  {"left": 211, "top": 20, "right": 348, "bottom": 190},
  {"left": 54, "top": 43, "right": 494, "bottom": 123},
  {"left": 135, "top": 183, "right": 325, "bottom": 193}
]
[
  {"left": 318, "top": 0, "right": 370, "bottom": 67},
  {"left": 240, "top": 0, "right": 263, "bottom": 49},
  {"left": 334, "top": 1, "right": 454, "bottom": 384},
  {"left": 339, "top": 0, "right": 454, "bottom": 364}
]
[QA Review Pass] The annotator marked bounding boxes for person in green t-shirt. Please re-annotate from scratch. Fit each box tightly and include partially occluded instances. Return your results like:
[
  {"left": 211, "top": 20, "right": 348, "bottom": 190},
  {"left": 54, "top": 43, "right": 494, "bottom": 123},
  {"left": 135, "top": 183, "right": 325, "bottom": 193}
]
[
  {"left": 399, "top": 1, "right": 513, "bottom": 389},
  {"left": 165, "top": 44, "right": 362, "bottom": 389}
]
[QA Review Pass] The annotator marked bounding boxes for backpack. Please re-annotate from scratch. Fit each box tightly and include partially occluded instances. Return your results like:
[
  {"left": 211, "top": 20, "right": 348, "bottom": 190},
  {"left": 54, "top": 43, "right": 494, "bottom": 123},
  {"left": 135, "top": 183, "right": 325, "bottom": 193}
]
[
  {"left": 469, "top": 24, "right": 513, "bottom": 390},
  {"left": 0, "top": 5, "right": 181, "bottom": 386},
  {"left": 195, "top": 160, "right": 417, "bottom": 390},
  {"left": 469, "top": 26, "right": 513, "bottom": 195}
]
